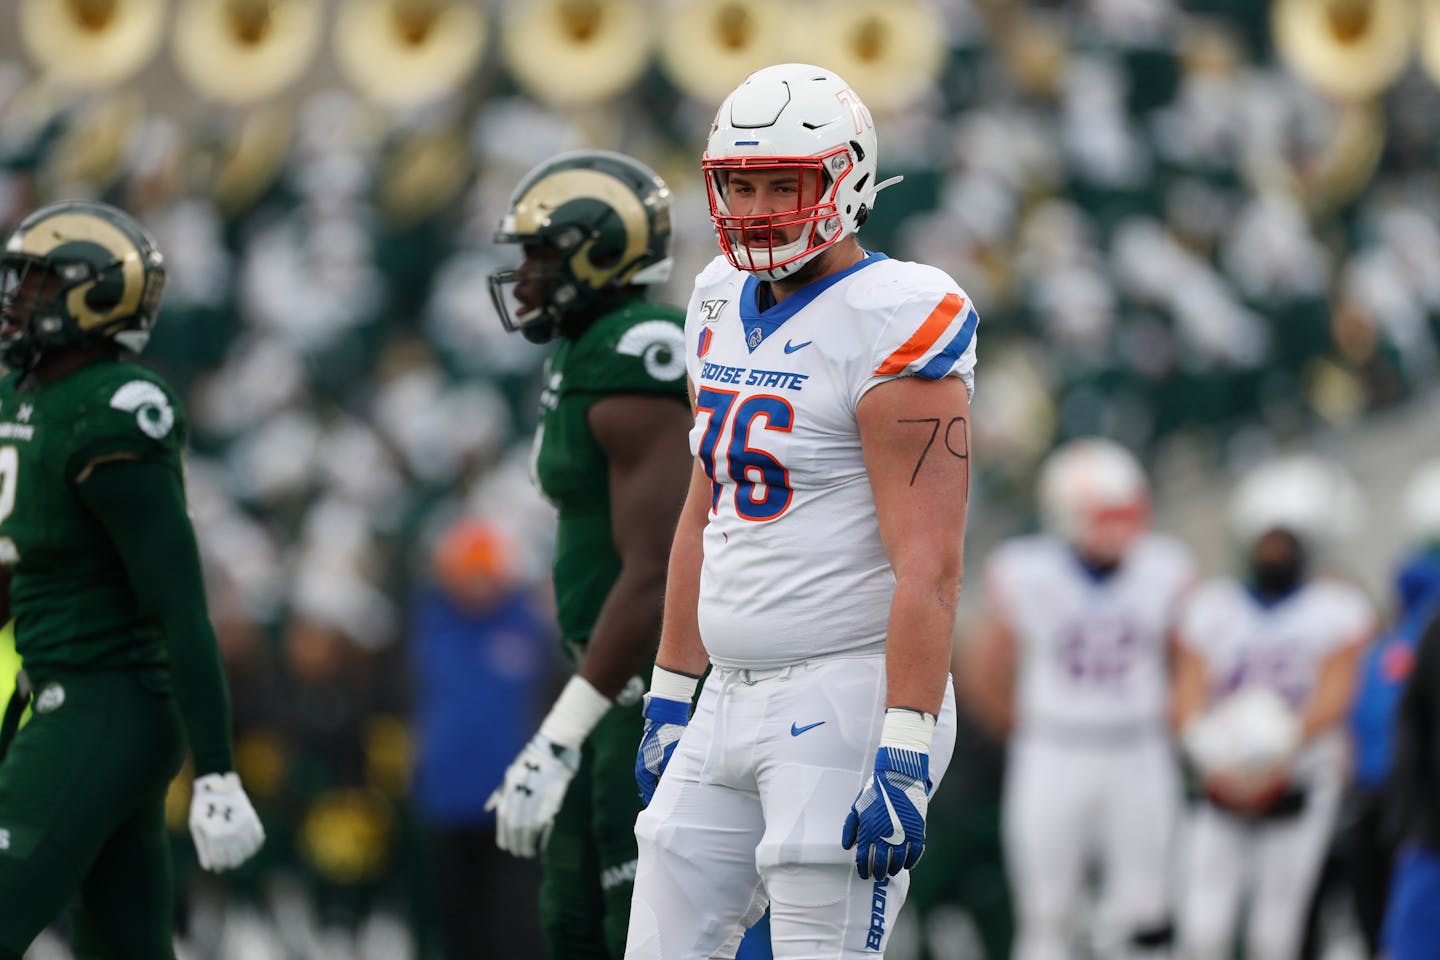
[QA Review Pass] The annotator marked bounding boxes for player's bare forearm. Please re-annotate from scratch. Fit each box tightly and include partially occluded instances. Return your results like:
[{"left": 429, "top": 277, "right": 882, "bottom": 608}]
[
  {"left": 583, "top": 394, "right": 694, "bottom": 698},
  {"left": 654, "top": 458, "right": 713, "bottom": 678},
  {"left": 1298, "top": 636, "right": 1367, "bottom": 741},
  {"left": 885, "top": 580, "right": 961, "bottom": 714},
  {"left": 859, "top": 376, "right": 972, "bottom": 716},
  {"left": 581, "top": 564, "right": 671, "bottom": 697},
  {"left": 965, "top": 615, "right": 1017, "bottom": 735}
]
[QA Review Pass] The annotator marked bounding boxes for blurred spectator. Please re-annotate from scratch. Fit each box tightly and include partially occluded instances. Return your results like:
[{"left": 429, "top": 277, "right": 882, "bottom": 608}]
[
  {"left": 1340, "top": 463, "right": 1440, "bottom": 952},
  {"left": 1383, "top": 604, "right": 1440, "bottom": 959},
  {"left": 408, "top": 518, "right": 557, "bottom": 959}
]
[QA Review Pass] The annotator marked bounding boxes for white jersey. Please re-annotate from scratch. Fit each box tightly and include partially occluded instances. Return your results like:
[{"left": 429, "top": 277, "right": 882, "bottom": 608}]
[
  {"left": 987, "top": 533, "right": 1196, "bottom": 734},
  {"left": 1179, "top": 577, "right": 1374, "bottom": 711},
  {"left": 1178, "top": 577, "right": 1375, "bottom": 780},
  {"left": 684, "top": 252, "right": 978, "bottom": 668}
]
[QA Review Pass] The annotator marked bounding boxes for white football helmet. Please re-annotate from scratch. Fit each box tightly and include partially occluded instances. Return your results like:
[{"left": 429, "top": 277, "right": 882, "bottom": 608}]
[
  {"left": 1228, "top": 454, "right": 1364, "bottom": 550},
  {"left": 1037, "top": 438, "right": 1149, "bottom": 561},
  {"left": 1182, "top": 686, "right": 1301, "bottom": 783},
  {"left": 1402, "top": 459, "right": 1440, "bottom": 546},
  {"left": 703, "top": 62, "right": 899, "bottom": 281}
]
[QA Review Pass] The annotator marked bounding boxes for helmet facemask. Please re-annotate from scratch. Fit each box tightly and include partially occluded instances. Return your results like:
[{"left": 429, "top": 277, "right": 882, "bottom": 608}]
[
  {"left": 488, "top": 240, "right": 575, "bottom": 344},
  {"left": 704, "top": 147, "right": 856, "bottom": 282},
  {"left": 0, "top": 252, "right": 140, "bottom": 373}
]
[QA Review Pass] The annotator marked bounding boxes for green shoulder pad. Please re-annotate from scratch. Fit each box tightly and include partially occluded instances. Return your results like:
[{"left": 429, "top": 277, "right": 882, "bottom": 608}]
[
  {"left": 564, "top": 303, "right": 688, "bottom": 396},
  {"left": 66, "top": 364, "right": 185, "bottom": 480}
]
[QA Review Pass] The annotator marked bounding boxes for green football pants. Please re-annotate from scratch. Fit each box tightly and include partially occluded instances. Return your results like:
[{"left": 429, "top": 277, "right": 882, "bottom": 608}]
[
  {"left": 0, "top": 668, "right": 185, "bottom": 959},
  {"left": 540, "top": 698, "right": 644, "bottom": 959}
]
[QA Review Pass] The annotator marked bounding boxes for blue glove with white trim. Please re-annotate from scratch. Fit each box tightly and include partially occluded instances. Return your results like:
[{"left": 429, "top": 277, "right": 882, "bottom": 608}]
[
  {"left": 842, "top": 708, "right": 935, "bottom": 879},
  {"left": 635, "top": 665, "right": 699, "bottom": 806}
]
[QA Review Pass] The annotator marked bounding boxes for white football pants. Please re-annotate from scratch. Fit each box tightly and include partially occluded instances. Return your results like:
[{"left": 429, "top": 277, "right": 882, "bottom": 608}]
[
  {"left": 625, "top": 653, "right": 958, "bottom": 959},
  {"left": 1177, "top": 771, "right": 1341, "bottom": 960},
  {"left": 1004, "top": 731, "right": 1181, "bottom": 960}
]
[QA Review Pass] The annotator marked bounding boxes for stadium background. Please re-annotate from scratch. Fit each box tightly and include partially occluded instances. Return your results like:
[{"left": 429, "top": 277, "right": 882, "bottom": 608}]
[{"left": 2, "top": 0, "right": 1439, "bottom": 957}]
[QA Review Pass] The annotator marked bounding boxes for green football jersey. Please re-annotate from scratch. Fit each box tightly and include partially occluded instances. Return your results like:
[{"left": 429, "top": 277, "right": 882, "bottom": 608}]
[
  {"left": 533, "top": 301, "right": 687, "bottom": 647},
  {"left": 0, "top": 359, "right": 186, "bottom": 672}
]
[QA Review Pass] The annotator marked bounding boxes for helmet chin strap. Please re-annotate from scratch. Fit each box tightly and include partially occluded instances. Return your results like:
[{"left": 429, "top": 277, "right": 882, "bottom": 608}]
[{"left": 871, "top": 175, "right": 905, "bottom": 198}]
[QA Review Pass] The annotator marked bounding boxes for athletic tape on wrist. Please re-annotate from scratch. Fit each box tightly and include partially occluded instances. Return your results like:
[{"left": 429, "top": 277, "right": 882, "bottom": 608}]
[
  {"left": 880, "top": 707, "right": 936, "bottom": 754},
  {"left": 649, "top": 664, "right": 700, "bottom": 703},
  {"left": 538, "top": 675, "right": 612, "bottom": 749}
]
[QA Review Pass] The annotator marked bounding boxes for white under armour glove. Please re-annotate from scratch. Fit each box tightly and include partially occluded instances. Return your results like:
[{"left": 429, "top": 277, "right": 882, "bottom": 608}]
[
  {"left": 487, "top": 675, "right": 610, "bottom": 858},
  {"left": 189, "top": 772, "right": 266, "bottom": 873}
]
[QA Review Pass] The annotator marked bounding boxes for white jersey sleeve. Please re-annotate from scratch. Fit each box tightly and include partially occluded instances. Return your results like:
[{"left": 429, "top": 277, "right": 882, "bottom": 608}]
[
  {"left": 1177, "top": 580, "right": 1235, "bottom": 657},
  {"left": 684, "top": 256, "right": 737, "bottom": 386},
  {"left": 1304, "top": 579, "right": 1377, "bottom": 653},
  {"left": 853, "top": 264, "right": 979, "bottom": 406}
]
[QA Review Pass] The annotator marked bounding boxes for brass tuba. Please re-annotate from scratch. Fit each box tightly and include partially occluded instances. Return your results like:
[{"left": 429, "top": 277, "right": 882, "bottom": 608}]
[
  {"left": 1272, "top": 0, "right": 1414, "bottom": 101},
  {"left": 501, "top": 0, "right": 654, "bottom": 108},
  {"left": 18, "top": 0, "right": 168, "bottom": 89},
  {"left": 172, "top": 0, "right": 325, "bottom": 105},
  {"left": 200, "top": 107, "right": 297, "bottom": 217},
  {"left": 658, "top": 0, "right": 799, "bottom": 106},
  {"left": 334, "top": 0, "right": 487, "bottom": 109},
  {"left": 795, "top": 0, "right": 947, "bottom": 114},
  {"left": 1420, "top": 0, "right": 1440, "bottom": 87},
  {"left": 43, "top": 91, "right": 148, "bottom": 194}
]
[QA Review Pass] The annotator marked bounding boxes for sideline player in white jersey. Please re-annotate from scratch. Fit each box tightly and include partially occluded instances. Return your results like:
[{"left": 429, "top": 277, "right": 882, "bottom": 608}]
[
  {"left": 1173, "top": 455, "right": 1375, "bottom": 960},
  {"left": 622, "top": 63, "right": 978, "bottom": 959},
  {"left": 968, "top": 439, "right": 1195, "bottom": 960}
]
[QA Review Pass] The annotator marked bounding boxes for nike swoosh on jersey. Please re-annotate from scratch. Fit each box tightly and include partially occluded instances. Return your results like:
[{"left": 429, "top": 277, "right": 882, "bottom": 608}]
[
  {"left": 878, "top": 782, "right": 906, "bottom": 845},
  {"left": 790, "top": 720, "right": 826, "bottom": 736},
  {"left": 783, "top": 339, "right": 813, "bottom": 354}
]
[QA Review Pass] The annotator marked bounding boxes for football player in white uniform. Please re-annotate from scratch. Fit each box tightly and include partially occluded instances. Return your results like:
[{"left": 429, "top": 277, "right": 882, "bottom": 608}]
[
  {"left": 623, "top": 63, "right": 978, "bottom": 959},
  {"left": 1173, "top": 456, "right": 1375, "bottom": 960},
  {"left": 968, "top": 439, "right": 1195, "bottom": 960}
]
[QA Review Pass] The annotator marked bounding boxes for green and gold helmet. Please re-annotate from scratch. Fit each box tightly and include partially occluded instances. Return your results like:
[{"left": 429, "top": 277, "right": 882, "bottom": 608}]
[
  {"left": 0, "top": 200, "right": 167, "bottom": 373},
  {"left": 489, "top": 150, "right": 673, "bottom": 343}
]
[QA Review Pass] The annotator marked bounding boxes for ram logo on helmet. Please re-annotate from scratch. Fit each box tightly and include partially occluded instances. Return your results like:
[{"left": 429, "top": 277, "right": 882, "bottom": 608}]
[{"left": 0, "top": 200, "right": 167, "bottom": 374}]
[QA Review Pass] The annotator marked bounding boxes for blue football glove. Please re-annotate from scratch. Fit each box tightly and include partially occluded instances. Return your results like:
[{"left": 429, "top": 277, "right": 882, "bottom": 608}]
[
  {"left": 635, "top": 693, "right": 690, "bottom": 806},
  {"left": 842, "top": 746, "right": 931, "bottom": 879}
]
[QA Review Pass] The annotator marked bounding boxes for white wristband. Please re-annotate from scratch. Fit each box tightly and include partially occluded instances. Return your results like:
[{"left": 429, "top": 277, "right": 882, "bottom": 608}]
[
  {"left": 649, "top": 664, "right": 700, "bottom": 703},
  {"left": 538, "top": 676, "right": 612, "bottom": 750},
  {"left": 880, "top": 707, "right": 936, "bottom": 754}
]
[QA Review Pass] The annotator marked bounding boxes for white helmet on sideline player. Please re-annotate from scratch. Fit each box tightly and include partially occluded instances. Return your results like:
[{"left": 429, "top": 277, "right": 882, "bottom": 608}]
[
  {"left": 703, "top": 63, "right": 899, "bottom": 282},
  {"left": 1037, "top": 438, "right": 1149, "bottom": 564},
  {"left": 1227, "top": 453, "right": 1364, "bottom": 551},
  {"left": 1402, "top": 458, "right": 1440, "bottom": 546}
]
